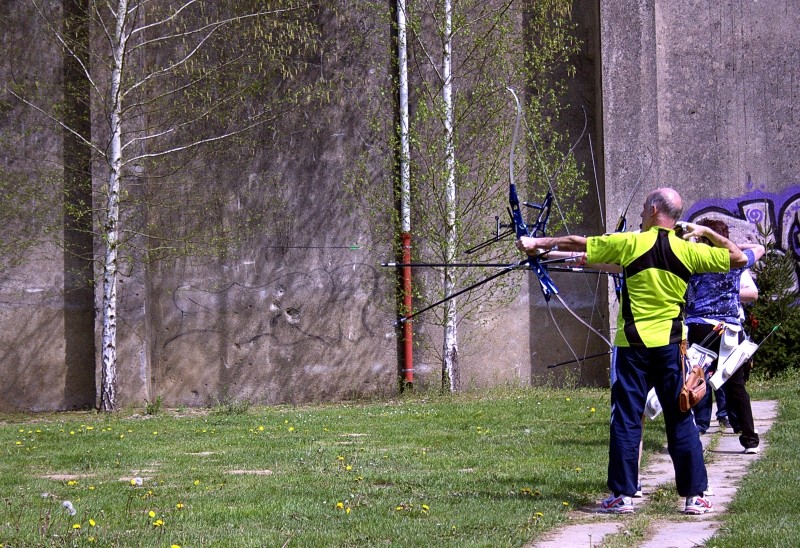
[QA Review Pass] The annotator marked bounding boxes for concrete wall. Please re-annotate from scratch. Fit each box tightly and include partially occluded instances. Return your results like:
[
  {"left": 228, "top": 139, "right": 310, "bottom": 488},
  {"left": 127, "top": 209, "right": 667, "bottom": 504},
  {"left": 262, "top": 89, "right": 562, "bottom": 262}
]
[
  {"left": 600, "top": 0, "right": 800, "bottom": 336},
  {"left": 601, "top": 0, "right": 800, "bottom": 226},
  {"left": 3, "top": 1, "right": 799, "bottom": 411},
  {"left": 0, "top": 4, "right": 402, "bottom": 411}
]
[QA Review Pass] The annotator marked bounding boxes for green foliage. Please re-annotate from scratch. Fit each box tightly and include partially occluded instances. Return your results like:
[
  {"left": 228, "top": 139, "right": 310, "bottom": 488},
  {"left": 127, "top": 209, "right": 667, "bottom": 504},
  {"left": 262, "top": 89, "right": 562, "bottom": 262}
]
[
  {"left": 144, "top": 395, "right": 163, "bottom": 416},
  {"left": 343, "top": 1, "right": 586, "bottom": 366},
  {"left": 747, "top": 226, "right": 800, "bottom": 377},
  {"left": 3, "top": 1, "right": 331, "bottom": 273}
]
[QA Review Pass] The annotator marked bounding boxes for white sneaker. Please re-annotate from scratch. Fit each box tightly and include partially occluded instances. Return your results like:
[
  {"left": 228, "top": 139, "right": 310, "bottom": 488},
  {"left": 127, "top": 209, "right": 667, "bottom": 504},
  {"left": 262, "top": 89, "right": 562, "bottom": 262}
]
[
  {"left": 633, "top": 482, "right": 643, "bottom": 498},
  {"left": 744, "top": 446, "right": 759, "bottom": 454},
  {"left": 704, "top": 485, "right": 714, "bottom": 496},
  {"left": 598, "top": 493, "right": 634, "bottom": 514},
  {"left": 684, "top": 495, "right": 713, "bottom": 515}
]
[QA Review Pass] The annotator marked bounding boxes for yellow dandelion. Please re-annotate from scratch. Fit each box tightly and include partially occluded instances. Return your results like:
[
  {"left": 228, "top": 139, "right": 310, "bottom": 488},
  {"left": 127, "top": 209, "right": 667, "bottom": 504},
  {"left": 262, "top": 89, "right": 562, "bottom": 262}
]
[
  {"left": 148, "top": 510, "right": 156, "bottom": 518},
  {"left": 422, "top": 504, "right": 430, "bottom": 513},
  {"left": 67, "top": 480, "right": 78, "bottom": 486},
  {"left": 536, "top": 511, "right": 544, "bottom": 517},
  {"left": 336, "top": 502, "right": 344, "bottom": 509},
  {"left": 288, "top": 426, "right": 294, "bottom": 432},
  {"left": 562, "top": 501, "right": 569, "bottom": 506},
  {"left": 565, "top": 397, "right": 571, "bottom": 402},
  {"left": 171, "top": 545, "right": 181, "bottom": 548},
  {"left": 591, "top": 407, "right": 596, "bottom": 413},
  {"left": 153, "top": 519, "right": 164, "bottom": 527},
  {"left": 72, "top": 523, "right": 81, "bottom": 529},
  {"left": 345, "top": 507, "right": 351, "bottom": 514},
  {"left": 176, "top": 503, "right": 185, "bottom": 510},
  {"left": 258, "top": 426, "right": 264, "bottom": 431},
  {"left": 119, "top": 434, "right": 125, "bottom": 440},
  {"left": 70, "top": 431, "right": 75, "bottom": 435},
  {"left": 89, "top": 486, "right": 95, "bottom": 491},
  {"left": 575, "top": 467, "right": 582, "bottom": 472},
  {"left": 193, "top": 479, "right": 201, "bottom": 486},
  {"left": 345, "top": 465, "right": 352, "bottom": 471},
  {"left": 89, "top": 519, "right": 96, "bottom": 527},
  {"left": 337, "top": 455, "right": 344, "bottom": 461},
  {"left": 15, "top": 441, "right": 22, "bottom": 446}
]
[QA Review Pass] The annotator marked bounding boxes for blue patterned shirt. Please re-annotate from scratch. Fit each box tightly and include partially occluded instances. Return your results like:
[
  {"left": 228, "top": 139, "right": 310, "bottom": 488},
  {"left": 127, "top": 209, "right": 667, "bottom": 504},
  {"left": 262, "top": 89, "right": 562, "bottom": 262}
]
[{"left": 685, "top": 248, "right": 756, "bottom": 325}]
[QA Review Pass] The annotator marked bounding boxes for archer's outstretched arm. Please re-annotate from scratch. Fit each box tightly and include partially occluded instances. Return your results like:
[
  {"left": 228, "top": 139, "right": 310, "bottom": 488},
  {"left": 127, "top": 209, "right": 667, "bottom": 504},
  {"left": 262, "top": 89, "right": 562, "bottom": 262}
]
[
  {"left": 516, "top": 235, "right": 588, "bottom": 255},
  {"left": 538, "top": 249, "right": 623, "bottom": 274}
]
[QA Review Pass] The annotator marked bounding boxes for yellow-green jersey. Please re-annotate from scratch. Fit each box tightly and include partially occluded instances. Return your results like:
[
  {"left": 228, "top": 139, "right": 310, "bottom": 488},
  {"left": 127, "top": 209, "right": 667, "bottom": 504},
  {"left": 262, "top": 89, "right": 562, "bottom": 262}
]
[{"left": 586, "top": 226, "right": 729, "bottom": 347}]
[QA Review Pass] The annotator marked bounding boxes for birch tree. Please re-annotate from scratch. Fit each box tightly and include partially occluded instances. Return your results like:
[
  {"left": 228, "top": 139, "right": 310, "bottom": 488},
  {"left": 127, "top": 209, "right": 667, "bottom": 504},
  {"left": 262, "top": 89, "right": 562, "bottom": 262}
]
[
  {"left": 397, "top": 0, "right": 584, "bottom": 391},
  {"left": 4, "top": 0, "right": 324, "bottom": 410}
]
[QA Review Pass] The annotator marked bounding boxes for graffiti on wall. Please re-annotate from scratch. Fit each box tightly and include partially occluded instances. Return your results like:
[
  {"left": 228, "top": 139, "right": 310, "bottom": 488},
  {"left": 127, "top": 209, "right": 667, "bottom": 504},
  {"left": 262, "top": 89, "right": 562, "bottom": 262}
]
[{"left": 685, "top": 184, "right": 800, "bottom": 284}]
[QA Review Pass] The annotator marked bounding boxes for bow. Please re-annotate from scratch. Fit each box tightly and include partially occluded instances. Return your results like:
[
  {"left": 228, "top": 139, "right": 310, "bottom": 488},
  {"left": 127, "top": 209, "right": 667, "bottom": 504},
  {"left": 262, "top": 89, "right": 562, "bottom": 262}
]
[
  {"left": 508, "top": 87, "right": 613, "bottom": 368},
  {"left": 507, "top": 88, "right": 558, "bottom": 301},
  {"left": 385, "top": 88, "right": 610, "bottom": 348}
]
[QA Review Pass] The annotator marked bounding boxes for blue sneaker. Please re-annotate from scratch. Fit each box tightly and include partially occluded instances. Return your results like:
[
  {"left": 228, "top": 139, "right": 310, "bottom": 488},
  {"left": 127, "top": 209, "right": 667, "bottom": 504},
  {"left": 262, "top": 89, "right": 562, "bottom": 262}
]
[
  {"left": 684, "top": 495, "right": 713, "bottom": 515},
  {"left": 599, "top": 493, "right": 634, "bottom": 514}
]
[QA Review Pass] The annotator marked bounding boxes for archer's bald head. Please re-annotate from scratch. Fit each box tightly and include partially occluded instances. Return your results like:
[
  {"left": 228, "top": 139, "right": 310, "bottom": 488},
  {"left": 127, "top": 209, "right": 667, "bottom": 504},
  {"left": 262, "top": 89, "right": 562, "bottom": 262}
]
[{"left": 646, "top": 188, "right": 683, "bottom": 221}]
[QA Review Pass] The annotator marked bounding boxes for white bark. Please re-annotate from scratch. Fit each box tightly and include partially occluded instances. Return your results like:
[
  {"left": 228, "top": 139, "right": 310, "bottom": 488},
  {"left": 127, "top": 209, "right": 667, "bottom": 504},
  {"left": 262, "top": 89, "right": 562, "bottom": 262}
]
[
  {"left": 441, "top": 0, "right": 459, "bottom": 392},
  {"left": 398, "top": 0, "right": 411, "bottom": 234},
  {"left": 100, "top": 0, "right": 129, "bottom": 411}
]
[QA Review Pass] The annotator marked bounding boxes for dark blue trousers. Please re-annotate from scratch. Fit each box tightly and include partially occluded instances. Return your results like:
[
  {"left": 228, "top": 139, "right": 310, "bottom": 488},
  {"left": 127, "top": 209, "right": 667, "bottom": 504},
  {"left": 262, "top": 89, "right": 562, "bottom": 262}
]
[{"left": 609, "top": 344, "right": 708, "bottom": 497}]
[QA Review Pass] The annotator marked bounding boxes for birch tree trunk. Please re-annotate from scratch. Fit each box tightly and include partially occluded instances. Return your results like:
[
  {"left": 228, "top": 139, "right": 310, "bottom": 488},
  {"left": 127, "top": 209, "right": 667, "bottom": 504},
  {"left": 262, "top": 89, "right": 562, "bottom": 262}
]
[
  {"left": 100, "top": 0, "right": 128, "bottom": 411},
  {"left": 441, "top": 0, "right": 459, "bottom": 392}
]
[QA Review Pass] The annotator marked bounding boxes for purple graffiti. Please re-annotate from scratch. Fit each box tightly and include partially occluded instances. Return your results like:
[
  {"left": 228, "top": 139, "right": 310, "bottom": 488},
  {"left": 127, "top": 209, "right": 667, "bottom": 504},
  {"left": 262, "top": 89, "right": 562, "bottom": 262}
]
[
  {"left": 790, "top": 212, "right": 800, "bottom": 262},
  {"left": 685, "top": 184, "right": 800, "bottom": 284},
  {"left": 746, "top": 208, "right": 766, "bottom": 225}
]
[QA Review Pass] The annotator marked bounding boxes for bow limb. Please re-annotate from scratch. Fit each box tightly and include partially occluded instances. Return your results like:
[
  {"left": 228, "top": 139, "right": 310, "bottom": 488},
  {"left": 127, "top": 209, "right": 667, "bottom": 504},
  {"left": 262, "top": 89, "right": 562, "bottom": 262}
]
[
  {"left": 522, "top": 98, "right": 612, "bottom": 356},
  {"left": 507, "top": 88, "right": 598, "bottom": 376},
  {"left": 507, "top": 87, "right": 558, "bottom": 301}
]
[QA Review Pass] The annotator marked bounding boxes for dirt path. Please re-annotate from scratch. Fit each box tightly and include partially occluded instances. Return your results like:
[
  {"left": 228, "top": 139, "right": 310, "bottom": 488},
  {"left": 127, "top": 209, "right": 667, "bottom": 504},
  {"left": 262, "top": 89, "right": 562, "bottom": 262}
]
[{"left": 527, "top": 400, "right": 778, "bottom": 548}]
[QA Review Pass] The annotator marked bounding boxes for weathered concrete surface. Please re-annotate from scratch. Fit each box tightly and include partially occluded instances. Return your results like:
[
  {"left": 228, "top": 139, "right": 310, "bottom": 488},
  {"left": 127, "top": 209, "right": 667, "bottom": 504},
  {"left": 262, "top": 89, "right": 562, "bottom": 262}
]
[
  {"left": 601, "top": 0, "right": 800, "bottom": 219},
  {"left": 527, "top": 399, "right": 777, "bottom": 547},
  {"left": 2, "top": 0, "right": 799, "bottom": 410}
]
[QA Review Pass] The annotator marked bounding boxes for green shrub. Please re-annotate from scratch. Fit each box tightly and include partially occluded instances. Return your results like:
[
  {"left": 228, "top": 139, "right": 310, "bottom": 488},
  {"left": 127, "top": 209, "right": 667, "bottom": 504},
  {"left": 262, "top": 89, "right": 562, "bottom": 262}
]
[
  {"left": 747, "top": 227, "right": 800, "bottom": 377},
  {"left": 144, "top": 395, "right": 163, "bottom": 415}
]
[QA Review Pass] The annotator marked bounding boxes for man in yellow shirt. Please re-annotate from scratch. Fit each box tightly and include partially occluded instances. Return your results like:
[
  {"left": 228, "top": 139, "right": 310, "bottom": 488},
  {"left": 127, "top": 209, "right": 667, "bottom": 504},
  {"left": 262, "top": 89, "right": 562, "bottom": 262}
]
[{"left": 516, "top": 187, "right": 747, "bottom": 515}]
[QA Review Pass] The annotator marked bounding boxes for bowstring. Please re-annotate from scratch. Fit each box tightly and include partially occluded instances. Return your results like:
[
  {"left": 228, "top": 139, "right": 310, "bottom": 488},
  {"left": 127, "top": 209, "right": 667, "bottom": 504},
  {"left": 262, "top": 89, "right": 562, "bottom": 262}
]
[{"left": 520, "top": 108, "right": 613, "bottom": 373}]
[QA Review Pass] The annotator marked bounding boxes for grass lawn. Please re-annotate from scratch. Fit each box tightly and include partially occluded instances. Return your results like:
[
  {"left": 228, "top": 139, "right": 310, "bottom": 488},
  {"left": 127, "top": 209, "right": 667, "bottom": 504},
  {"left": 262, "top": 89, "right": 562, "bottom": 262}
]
[{"left": 0, "top": 374, "right": 797, "bottom": 547}]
